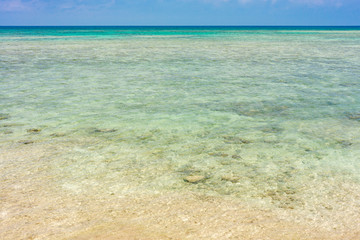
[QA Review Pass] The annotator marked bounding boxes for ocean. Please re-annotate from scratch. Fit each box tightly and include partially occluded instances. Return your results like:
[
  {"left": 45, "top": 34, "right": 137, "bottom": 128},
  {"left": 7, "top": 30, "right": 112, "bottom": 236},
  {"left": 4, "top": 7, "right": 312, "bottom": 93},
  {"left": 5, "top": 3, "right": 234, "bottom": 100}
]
[{"left": 1, "top": 26, "right": 360, "bottom": 239}]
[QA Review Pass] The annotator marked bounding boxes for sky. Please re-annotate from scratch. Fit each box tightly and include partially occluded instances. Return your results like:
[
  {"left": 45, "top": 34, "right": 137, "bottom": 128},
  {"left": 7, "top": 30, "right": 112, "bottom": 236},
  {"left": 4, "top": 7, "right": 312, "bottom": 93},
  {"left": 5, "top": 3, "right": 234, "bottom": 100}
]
[{"left": 0, "top": 0, "right": 359, "bottom": 26}]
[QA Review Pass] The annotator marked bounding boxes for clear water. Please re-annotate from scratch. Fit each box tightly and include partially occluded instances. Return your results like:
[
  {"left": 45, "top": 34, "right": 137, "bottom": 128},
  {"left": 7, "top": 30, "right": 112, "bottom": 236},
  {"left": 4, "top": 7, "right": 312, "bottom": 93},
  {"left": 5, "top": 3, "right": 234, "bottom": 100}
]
[{"left": 1, "top": 27, "right": 360, "bottom": 238}]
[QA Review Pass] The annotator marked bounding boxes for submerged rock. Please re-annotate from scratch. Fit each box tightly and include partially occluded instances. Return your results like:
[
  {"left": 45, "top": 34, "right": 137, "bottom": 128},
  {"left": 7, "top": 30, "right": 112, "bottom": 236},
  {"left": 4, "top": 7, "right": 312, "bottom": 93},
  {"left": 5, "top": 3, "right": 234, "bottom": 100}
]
[
  {"left": 50, "top": 133, "right": 66, "bottom": 137},
  {"left": 94, "top": 128, "right": 117, "bottom": 133},
  {"left": 1, "top": 123, "right": 24, "bottom": 127},
  {"left": 208, "top": 152, "right": 228, "bottom": 157},
  {"left": 231, "top": 154, "right": 242, "bottom": 159},
  {"left": 27, "top": 128, "right": 41, "bottom": 133},
  {"left": 18, "top": 140, "right": 34, "bottom": 145},
  {"left": 183, "top": 175, "right": 205, "bottom": 183},
  {"left": 137, "top": 134, "right": 153, "bottom": 141},
  {"left": 347, "top": 113, "right": 360, "bottom": 120},
  {"left": 261, "top": 126, "right": 283, "bottom": 133},
  {"left": 223, "top": 135, "right": 251, "bottom": 144},
  {"left": 0, "top": 114, "right": 10, "bottom": 120},
  {"left": 336, "top": 140, "right": 353, "bottom": 147},
  {"left": 221, "top": 175, "right": 240, "bottom": 183}
]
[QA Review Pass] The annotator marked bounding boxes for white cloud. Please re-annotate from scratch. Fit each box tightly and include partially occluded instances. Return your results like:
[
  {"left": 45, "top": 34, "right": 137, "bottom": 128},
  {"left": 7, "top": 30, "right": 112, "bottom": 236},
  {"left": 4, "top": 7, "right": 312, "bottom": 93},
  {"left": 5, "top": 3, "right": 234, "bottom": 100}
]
[
  {"left": 252, "top": 0, "right": 344, "bottom": 6},
  {"left": 0, "top": 0, "right": 29, "bottom": 11},
  {"left": 59, "top": 0, "right": 116, "bottom": 11},
  {"left": 0, "top": 0, "right": 43, "bottom": 12},
  {"left": 290, "top": 0, "right": 343, "bottom": 6},
  {"left": 202, "top": 0, "right": 346, "bottom": 6},
  {"left": 0, "top": 0, "right": 115, "bottom": 12},
  {"left": 0, "top": 0, "right": 349, "bottom": 12}
]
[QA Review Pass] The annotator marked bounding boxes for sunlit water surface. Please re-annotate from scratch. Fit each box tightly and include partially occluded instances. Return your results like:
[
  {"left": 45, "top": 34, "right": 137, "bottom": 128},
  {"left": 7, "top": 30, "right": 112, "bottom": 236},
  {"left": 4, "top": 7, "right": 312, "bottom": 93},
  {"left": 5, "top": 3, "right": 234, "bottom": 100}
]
[{"left": 1, "top": 27, "right": 360, "bottom": 239}]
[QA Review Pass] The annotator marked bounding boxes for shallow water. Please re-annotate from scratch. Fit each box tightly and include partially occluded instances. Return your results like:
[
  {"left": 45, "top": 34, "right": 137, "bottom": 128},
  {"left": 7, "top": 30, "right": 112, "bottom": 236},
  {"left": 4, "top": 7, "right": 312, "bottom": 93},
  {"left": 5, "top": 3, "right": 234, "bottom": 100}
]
[{"left": 1, "top": 27, "right": 360, "bottom": 239}]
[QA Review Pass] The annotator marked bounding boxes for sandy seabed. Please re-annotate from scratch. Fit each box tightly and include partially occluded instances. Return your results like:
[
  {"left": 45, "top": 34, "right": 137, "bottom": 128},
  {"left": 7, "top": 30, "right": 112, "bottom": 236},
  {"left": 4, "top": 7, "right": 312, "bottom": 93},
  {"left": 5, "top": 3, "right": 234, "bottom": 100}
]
[{"left": 1, "top": 140, "right": 360, "bottom": 240}]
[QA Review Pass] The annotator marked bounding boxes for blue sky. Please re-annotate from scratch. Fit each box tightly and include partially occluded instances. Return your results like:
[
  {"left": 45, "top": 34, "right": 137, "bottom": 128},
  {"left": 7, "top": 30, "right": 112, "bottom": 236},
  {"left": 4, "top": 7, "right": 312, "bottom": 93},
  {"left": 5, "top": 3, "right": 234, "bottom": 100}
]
[{"left": 0, "top": 0, "right": 359, "bottom": 26}]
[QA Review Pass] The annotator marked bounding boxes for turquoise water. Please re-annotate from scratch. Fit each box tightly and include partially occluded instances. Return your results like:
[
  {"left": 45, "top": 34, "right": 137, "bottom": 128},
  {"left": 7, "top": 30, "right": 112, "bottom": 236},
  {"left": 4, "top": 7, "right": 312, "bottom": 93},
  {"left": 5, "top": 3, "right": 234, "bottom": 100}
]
[{"left": 1, "top": 27, "right": 360, "bottom": 216}]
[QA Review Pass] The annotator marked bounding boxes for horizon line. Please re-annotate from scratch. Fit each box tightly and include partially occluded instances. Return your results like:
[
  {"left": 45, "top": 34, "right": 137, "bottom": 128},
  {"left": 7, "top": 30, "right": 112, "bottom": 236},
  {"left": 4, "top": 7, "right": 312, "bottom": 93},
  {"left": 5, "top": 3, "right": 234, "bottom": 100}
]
[{"left": 1, "top": 25, "right": 360, "bottom": 27}]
